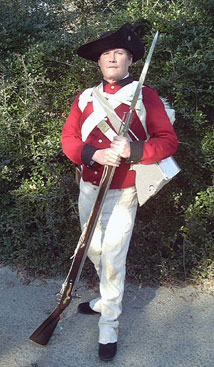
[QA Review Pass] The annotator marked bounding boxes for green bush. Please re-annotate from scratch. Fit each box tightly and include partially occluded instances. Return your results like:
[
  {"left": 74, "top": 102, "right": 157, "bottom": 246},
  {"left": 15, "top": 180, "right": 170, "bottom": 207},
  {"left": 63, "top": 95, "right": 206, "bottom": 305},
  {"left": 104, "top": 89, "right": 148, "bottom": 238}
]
[
  {"left": 125, "top": 0, "right": 214, "bottom": 283},
  {"left": 181, "top": 187, "right": 214, "bottom": 281},
  {"left": 0, "top": 0, "right": 213, "bottom": 282}
]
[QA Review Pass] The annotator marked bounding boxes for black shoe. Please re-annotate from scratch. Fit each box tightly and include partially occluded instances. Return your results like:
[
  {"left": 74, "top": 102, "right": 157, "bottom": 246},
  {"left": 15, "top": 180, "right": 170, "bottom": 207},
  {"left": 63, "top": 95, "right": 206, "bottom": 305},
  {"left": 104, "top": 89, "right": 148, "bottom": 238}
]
[
  {"left": 77, "top": 302, "right": 100, "bottom": 315},
  {"left": 98, "top": 342, "right": 117, "bottom": 361}
]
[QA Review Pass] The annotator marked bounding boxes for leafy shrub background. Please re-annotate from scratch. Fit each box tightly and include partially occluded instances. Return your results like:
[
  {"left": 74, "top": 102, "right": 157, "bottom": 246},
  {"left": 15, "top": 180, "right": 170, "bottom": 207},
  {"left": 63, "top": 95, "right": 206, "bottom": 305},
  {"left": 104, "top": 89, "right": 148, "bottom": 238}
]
[{"left": 0, "top": 0, "right": 213, "bottom": 282}]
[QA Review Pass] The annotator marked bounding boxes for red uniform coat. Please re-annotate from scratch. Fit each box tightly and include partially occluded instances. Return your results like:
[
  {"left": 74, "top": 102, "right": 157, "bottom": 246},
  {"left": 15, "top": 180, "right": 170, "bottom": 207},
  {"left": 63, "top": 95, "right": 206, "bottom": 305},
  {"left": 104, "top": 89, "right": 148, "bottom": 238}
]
[{"left": 61, "top": 81, "right": 178, "bottom": 189}]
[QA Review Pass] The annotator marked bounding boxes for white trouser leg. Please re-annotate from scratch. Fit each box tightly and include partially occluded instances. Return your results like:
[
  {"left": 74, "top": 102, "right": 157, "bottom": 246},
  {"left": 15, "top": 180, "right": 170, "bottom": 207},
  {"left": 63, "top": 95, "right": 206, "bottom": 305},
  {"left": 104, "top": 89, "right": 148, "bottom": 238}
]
[{"left": 78, "top": 179, "right": 138, "bottom": 344}]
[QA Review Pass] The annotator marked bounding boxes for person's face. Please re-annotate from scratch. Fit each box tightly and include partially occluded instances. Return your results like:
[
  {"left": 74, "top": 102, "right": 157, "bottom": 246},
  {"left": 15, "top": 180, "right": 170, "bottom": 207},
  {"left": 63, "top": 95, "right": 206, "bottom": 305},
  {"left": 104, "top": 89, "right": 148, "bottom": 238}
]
[{"left": 98, "top": 48, "right": 132, "bottom": 83}]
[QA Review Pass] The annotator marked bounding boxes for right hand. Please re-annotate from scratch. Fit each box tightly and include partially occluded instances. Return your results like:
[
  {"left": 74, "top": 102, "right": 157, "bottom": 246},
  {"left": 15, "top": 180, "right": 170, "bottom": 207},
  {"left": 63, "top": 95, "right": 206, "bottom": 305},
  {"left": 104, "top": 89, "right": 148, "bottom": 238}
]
[{"left": 92, "top": 148, "right": 121, "bottom": 167}]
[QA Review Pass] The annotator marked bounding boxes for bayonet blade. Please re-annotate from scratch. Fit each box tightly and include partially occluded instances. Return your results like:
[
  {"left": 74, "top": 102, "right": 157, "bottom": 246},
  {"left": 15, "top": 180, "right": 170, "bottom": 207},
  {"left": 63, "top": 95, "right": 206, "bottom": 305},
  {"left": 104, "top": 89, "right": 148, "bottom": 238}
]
[{"left": 130, "top": 31, "right": 159, "bottom": 109}]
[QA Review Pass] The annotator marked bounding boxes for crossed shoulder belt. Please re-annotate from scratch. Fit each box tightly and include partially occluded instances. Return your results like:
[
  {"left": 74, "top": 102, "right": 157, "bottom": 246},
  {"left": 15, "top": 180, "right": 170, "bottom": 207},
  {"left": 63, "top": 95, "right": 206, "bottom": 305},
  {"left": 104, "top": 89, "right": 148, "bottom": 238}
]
[{"left": 78, "top": 82, "right": 180, "bottom": 206}]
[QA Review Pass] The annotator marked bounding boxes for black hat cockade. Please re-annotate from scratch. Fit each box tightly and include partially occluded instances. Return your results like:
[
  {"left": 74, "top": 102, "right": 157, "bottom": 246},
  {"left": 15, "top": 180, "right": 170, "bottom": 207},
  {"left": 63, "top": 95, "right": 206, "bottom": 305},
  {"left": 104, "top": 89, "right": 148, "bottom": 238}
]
[{"left": 77, "top": 20, "right": 151, "bottom": 63}]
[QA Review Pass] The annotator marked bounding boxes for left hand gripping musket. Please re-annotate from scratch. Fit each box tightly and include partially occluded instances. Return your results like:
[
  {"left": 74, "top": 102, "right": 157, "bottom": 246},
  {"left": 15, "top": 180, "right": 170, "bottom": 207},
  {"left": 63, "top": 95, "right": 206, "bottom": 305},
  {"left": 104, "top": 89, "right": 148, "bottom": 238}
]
[{"left": 29, "top": 31, "right": 159, "bottom": 347}]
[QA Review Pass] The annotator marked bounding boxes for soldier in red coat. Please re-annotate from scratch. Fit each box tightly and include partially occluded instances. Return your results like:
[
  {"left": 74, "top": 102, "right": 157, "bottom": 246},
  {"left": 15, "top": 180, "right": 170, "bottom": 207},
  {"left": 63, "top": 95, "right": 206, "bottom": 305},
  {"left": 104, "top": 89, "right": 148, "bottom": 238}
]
[{"left": 61, "top": 23, "right": 178, "bottom": 361}]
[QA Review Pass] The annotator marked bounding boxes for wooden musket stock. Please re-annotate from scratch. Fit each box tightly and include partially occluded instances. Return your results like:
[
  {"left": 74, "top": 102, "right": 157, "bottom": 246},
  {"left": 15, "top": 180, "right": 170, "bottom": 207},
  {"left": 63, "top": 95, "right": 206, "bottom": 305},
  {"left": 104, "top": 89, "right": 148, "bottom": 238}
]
[{"left": 29, "top": 164, "right": 116, "bottom": 346}]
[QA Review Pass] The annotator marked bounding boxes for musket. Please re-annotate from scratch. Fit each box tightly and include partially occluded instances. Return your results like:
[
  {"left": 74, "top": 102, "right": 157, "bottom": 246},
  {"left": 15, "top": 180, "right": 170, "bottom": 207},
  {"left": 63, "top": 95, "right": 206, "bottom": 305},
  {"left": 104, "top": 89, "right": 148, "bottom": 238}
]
[{"left": 29, "top": 31, "right": 159, "bottom": 346}]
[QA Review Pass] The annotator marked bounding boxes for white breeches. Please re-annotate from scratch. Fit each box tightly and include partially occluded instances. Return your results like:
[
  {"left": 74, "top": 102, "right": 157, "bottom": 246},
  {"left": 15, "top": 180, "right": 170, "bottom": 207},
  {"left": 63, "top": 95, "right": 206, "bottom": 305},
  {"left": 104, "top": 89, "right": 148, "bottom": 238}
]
[{"left": 78, "top": 179, "right": 138, "bottom": 344}]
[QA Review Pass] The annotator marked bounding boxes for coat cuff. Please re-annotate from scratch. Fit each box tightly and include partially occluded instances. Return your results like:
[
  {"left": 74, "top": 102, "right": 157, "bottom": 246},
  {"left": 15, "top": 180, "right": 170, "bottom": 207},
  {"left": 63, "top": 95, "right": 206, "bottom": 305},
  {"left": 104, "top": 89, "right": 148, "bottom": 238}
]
[
  {"left": 81, "top": 144, "right": 101, "bottom": 169},
  {"left": 126, "top": 141, "right": 144, "bottom": 164}
]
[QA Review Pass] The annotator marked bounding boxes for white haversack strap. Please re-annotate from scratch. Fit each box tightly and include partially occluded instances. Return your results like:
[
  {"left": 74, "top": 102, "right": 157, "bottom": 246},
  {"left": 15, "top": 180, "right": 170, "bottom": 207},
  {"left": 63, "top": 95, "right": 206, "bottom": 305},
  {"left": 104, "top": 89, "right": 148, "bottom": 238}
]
[{"left": 93, "top": 87, "right": 122, "bottom": 133}]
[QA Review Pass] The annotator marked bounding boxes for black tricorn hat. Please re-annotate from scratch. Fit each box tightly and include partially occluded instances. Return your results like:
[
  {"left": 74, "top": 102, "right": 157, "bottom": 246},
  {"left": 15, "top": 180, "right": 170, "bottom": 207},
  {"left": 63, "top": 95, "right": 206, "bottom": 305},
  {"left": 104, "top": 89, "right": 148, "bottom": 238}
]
[{"left": 77, "top": 22, "right": 146, "bottom": 63}]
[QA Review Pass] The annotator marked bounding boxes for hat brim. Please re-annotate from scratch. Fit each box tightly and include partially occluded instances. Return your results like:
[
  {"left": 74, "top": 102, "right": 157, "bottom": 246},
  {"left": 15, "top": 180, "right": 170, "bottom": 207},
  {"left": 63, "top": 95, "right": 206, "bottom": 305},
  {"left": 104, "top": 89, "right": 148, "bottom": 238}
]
[{"left": 77, "top": 24, "right": 145, "bottom": 63}]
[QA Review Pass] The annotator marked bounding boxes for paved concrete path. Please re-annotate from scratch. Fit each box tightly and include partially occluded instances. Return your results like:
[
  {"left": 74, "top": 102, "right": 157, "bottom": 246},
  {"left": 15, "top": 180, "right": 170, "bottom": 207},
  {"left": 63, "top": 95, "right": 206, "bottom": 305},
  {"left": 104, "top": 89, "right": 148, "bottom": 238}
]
[{"left": 0, "top": 266, "right": 214, "bottom": 367}]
